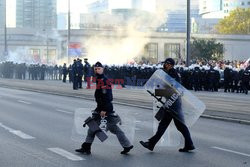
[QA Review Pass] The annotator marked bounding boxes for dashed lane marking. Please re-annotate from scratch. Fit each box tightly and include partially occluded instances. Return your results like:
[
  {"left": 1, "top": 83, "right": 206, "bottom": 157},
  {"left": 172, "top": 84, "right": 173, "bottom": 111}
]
[
  {"left": 212, "top": 146, "right": 250, "bottom": 157},
  {"left": 55, "top": 109, "right": 73, "bottom": 115},
  {"left": 0, "top": 122, "right": 35, "bottom": 139},
  {"left": 48, "top": 148, "right": 85, "bottom": 161},
  {"left": 17, "top": 100, "right": 31, "bottom": 105}
]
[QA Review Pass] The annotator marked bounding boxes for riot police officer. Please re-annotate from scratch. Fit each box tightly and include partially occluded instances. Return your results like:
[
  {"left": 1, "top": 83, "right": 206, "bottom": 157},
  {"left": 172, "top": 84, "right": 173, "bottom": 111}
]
[
  {"left": 77, "top": 59, "right": 84, "bottom": 89},
  {"left": 62, "top": 63, "right": 68, "bottom": 83},
  {"left": 83, "top": 58, "right": 92, "bottom": 89},
  {"left": 140, "top": 58, "right": 195, "bottom": 152},
  {"left": 75, "top": 61, "right": 133, "bottom": 155},
  {"left": 241, "top": 66, "right": 250, "bottom": 94},
  {"left": 72, "top": 59, "right": 78, "bottom": 90}
]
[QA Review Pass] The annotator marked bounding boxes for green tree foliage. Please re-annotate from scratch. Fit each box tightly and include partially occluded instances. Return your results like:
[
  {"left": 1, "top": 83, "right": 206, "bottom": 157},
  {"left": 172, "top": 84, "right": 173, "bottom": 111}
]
[
  {"left": 191, "top": 38, "right": 224, "bottom": 61},
  {"left": 216, "top": 8, "right": 250, "bottom": 34}
]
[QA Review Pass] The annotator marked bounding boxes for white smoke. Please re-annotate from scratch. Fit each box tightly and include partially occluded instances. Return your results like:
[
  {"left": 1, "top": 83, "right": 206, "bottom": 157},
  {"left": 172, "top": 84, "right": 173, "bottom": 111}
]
[{"left": 7, "top": 47, "right": 34, "bottom": 64}]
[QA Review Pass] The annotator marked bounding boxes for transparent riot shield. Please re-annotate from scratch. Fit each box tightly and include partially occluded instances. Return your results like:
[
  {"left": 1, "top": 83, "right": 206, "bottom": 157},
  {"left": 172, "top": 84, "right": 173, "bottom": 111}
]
[
  {"left": 71, "top": 108, "right": 135, "bottom": 146},
  {"left": 145, "top": 69, "right": 206, "bottom": 146},
  {"left": 153, "top": 99, "right": 183, "bottom": 146}
]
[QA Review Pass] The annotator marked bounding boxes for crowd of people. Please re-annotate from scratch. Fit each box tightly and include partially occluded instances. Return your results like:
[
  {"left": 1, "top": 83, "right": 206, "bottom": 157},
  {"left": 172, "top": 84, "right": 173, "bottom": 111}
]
[{"left": 0, "top": 59, "right": 249, "bottom": 94}]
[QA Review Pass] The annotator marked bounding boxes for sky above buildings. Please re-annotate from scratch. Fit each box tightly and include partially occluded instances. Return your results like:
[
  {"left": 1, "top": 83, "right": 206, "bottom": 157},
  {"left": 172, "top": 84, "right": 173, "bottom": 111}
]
[{"left": 6, "top": 0, "right": 199, "bottom": 27}]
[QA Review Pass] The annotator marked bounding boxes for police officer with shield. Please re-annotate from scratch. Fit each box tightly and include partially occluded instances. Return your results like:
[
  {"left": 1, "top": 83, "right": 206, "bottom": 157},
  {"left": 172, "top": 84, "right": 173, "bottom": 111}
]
[
  {"left": 140, "top": 58, "right": 195, "bottom": 152},
  {"left": 75, "top": 62, "right": 133, "bottom": 155}
]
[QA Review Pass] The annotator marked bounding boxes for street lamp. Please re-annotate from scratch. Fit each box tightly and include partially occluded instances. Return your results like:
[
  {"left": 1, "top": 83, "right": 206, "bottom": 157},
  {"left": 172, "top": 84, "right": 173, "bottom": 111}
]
[
  {"left": 3, "top": 0, "right": 8, "bottom": 61},
  {"left": 186, "top": 0, "right": 191, "bottom": 67},
  {"left": 67, "top": 0, "right": 71, "bottom": 64}
]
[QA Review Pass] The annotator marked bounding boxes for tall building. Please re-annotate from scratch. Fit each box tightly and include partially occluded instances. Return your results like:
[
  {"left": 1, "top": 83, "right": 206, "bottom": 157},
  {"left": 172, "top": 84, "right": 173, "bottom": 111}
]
[
  {"left": 16, "top": 0, "right": 57, "bottom": 29},
  {"left": 158, "top": 9, "right": 200, "bottom": 32},
  {"left": 0, "top": 0, "right": 6, "bottom": 28},
  {"left": 87, "top": 0, "right": 155, "bottom": 13},
  {"left": 199, "top": 0, "right": 223, "bottom": 16},
  {"left": 223, "top": 0, "right": 250, "bottom": 16},
  {"left": 199, "top": 0, "right": 250, "bottom": 18},
  {"left": 156, "top": 0, "right": 200, "bottom": 33},
  {"left": 57, "top": 13, "right": 68, "bottom": 30}
]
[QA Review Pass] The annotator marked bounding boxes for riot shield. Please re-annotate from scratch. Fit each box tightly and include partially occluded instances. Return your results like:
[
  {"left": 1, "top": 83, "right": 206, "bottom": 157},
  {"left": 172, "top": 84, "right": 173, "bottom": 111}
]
[
  {"left": 71, "top": 108, "right": 135, "bottom": 146},
  {"left": 144, "top": 69, "right": 206, "bottom": 146}
]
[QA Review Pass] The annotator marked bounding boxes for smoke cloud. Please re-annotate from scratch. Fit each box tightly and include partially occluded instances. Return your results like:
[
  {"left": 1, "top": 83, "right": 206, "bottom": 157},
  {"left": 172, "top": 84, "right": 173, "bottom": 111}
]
[{"left": 81, "top": 0, "right": 168, "bottom": 65}]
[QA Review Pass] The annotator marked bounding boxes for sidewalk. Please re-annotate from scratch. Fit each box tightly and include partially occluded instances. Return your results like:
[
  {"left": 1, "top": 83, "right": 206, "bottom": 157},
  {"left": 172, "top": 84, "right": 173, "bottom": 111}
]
[{"left": 0, "top": 78, "right": 250, "bottom": 124}]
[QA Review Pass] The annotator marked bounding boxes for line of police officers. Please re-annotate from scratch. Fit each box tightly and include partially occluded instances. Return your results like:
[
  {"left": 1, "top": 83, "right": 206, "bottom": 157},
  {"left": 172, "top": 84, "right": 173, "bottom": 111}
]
[{"left": 1, "top": 61, "right": 250, "bottom": 94}]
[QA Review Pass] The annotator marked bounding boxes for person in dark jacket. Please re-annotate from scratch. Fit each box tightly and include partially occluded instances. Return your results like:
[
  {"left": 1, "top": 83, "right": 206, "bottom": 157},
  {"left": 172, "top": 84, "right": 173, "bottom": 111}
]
[
  {"left": 77, "top": 59, "right": 84, "bottom": 88},
  {"left": 62, "top": 63, "right": 68, "bottom": 83},
  {"left": 72, "top": 59, "right": 78, "bottom": 90},
  {"left": 241, "top": 66, "right": 250, "bottom": 94},
  {"left": 83, "top": 58, "right": 92, "bottom": 89},
  {"left": 75, "top": 61, "right": 133, "bottom": 155},
  {"left": 140, "top": 58, "right": 195, "bottom": 152}
]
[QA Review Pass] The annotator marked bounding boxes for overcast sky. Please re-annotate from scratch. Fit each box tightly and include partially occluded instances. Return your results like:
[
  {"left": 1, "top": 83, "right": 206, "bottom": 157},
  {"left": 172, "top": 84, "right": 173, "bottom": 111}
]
[{"left": 6, "top": 0, "right": 199, "bottom": 27}]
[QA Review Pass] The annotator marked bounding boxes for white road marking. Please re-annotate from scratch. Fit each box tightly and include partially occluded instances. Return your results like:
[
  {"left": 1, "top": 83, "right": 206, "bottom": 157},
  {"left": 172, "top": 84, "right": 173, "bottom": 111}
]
[
  {"left": 9, "top": 130, "right": 35, "bottom": 139},
  {"left": 212, "top": 146, "right": 250, "bottom": 157},
  {"left": 48, "top": 148, "right": 85, "bottom": 161},
  {"left": 0, "top": 123, "right": 35, "bottom": 139},
  {"left": 17, "top": 100, "right": 31, "bottom": 105},
  {"left": 135, "top": 120, "right": 142, "bottom": 123},
  {"left": 56, "top": 109, "right": 73, "bottom": 115}
]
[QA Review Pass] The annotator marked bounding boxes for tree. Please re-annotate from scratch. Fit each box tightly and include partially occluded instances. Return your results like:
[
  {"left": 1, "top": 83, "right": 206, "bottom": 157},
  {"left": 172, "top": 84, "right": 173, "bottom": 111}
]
[
  {"left": 215, "top": 8, "right": 250, "bottom": 34},
  {"left": 191, "top": 38, "right": 224, "bottom": 61}
]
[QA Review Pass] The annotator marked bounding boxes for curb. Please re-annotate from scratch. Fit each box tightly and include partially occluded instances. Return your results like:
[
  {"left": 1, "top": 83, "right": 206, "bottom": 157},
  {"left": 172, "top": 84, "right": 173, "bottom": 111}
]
[{"left": 1, "top": 84, "right": 250, "bottom": 125}]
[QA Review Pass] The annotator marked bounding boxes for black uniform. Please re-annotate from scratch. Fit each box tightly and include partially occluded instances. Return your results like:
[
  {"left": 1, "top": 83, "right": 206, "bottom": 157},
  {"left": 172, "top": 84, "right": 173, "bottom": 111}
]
[
  {"left": 241, "top": 67, "right": 250, "bottom": 94},
  {"left": 140, "top": 59, "right": 194, "bottom": 152},
  {"left": 72, "top": 60, "right": 78, "bottom": 90},
  {"left": 224, "top": 67, "right": 233, "bottom": 92},
  {"left": 94, "top": 73, "right": 113, "bottom": 114},
  {"left": 83, "top": 60, "right": 92, "bottom": 88},
  {"left": 62, "top": 63, "right": 68, "bottom": 83},
  {"left": 77, "top": 60, "right": 84, "bottom": 88},
  {"left": 76, "top": 62, "right": 133, "bottom": 155}
]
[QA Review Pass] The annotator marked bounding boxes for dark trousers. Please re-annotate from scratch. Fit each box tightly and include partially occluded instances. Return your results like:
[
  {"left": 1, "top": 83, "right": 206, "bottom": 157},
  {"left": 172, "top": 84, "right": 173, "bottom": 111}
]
[
  {"left": 63, "top": 74, "right": 66, "bottom": 83},
  {"left": 149, "top": 111, "right": 193, "bottom": 148},
  {"left": 242, "top": 81, "right": 249, "bottom": 94},
  {"left": 73, "top": 76, "right": 78, "bottom": 90},
  {"left": 78, "top": 75, "right": 83, "bottom": 88}
]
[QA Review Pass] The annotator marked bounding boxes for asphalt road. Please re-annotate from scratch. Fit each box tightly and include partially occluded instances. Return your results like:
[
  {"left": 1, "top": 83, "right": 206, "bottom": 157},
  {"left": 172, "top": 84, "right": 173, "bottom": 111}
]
[
  {"left": 0, "top": 87, "right": 249, "bottom": 167},
  {"left": 0, "top": 79, "right": 250, "bottom": 123}
]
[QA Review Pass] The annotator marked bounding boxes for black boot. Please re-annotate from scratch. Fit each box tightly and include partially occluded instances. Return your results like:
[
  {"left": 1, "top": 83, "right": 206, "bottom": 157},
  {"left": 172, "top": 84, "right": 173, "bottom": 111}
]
[
  {"left": 139, "top": 141, "right": 154, "bottom": 151},
  {"left": 75, "top": 142, "right": 91, "bottom": 155},
  {"left": 120, "top": 145, "right": 133, "bottom": 154},
  {"left": 179, "top": 145, "right": 195, "bottom": 152}
]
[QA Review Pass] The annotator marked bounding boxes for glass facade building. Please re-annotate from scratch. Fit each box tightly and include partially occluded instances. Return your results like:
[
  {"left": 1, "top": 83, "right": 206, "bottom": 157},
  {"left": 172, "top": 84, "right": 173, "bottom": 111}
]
[
  {"left": 223, "top": 0, "right": 250, "bottom": 16},
  {"left": 0, "top": 0, "right": 6, "bottom": 28},
  {"left": 16, "top": 0, "right": 57, "bottom": 29}
]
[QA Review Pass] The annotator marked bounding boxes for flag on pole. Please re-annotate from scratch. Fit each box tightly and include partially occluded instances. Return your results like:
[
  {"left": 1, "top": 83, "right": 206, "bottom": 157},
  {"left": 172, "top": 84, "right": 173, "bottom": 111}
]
[{"left": 68, "top": 42, "right": 82, "bottom": 56}]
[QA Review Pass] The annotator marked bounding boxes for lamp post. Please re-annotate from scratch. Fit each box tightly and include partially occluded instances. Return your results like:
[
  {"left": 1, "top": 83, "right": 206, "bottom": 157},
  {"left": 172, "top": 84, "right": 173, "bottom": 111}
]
[
  {"left": 67, "top": 0, "right": 71, "bottom": 64},
  {"left": 46, "top": 32, "right": 49, "bottom": 64},
  {"left": 3, "top": 0, "right": 8, "bottom": 61},
  {"left": 186, "top": 0, "right": 191, "bottom": 67}
]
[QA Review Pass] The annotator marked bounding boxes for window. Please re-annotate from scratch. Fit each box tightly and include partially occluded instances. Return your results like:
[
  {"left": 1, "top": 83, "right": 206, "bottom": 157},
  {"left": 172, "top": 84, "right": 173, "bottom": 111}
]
[
  {"left": 30, "top": 49, "right": 41, "bottom": 62},
  {"left": 241, "top": 2, "right": 245, "bottom": 5},
  {"left": 144, "top": 43, "right": 158, "bottom": 64},
  {"left": 164, "top": 43, "right": 180, "bottom": 60},
  {"left": 248, "top": 2, "right": 250, "bottom": 5},
  {"left": 44, "top": 49, "right": 56, "bottom": 57}
]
